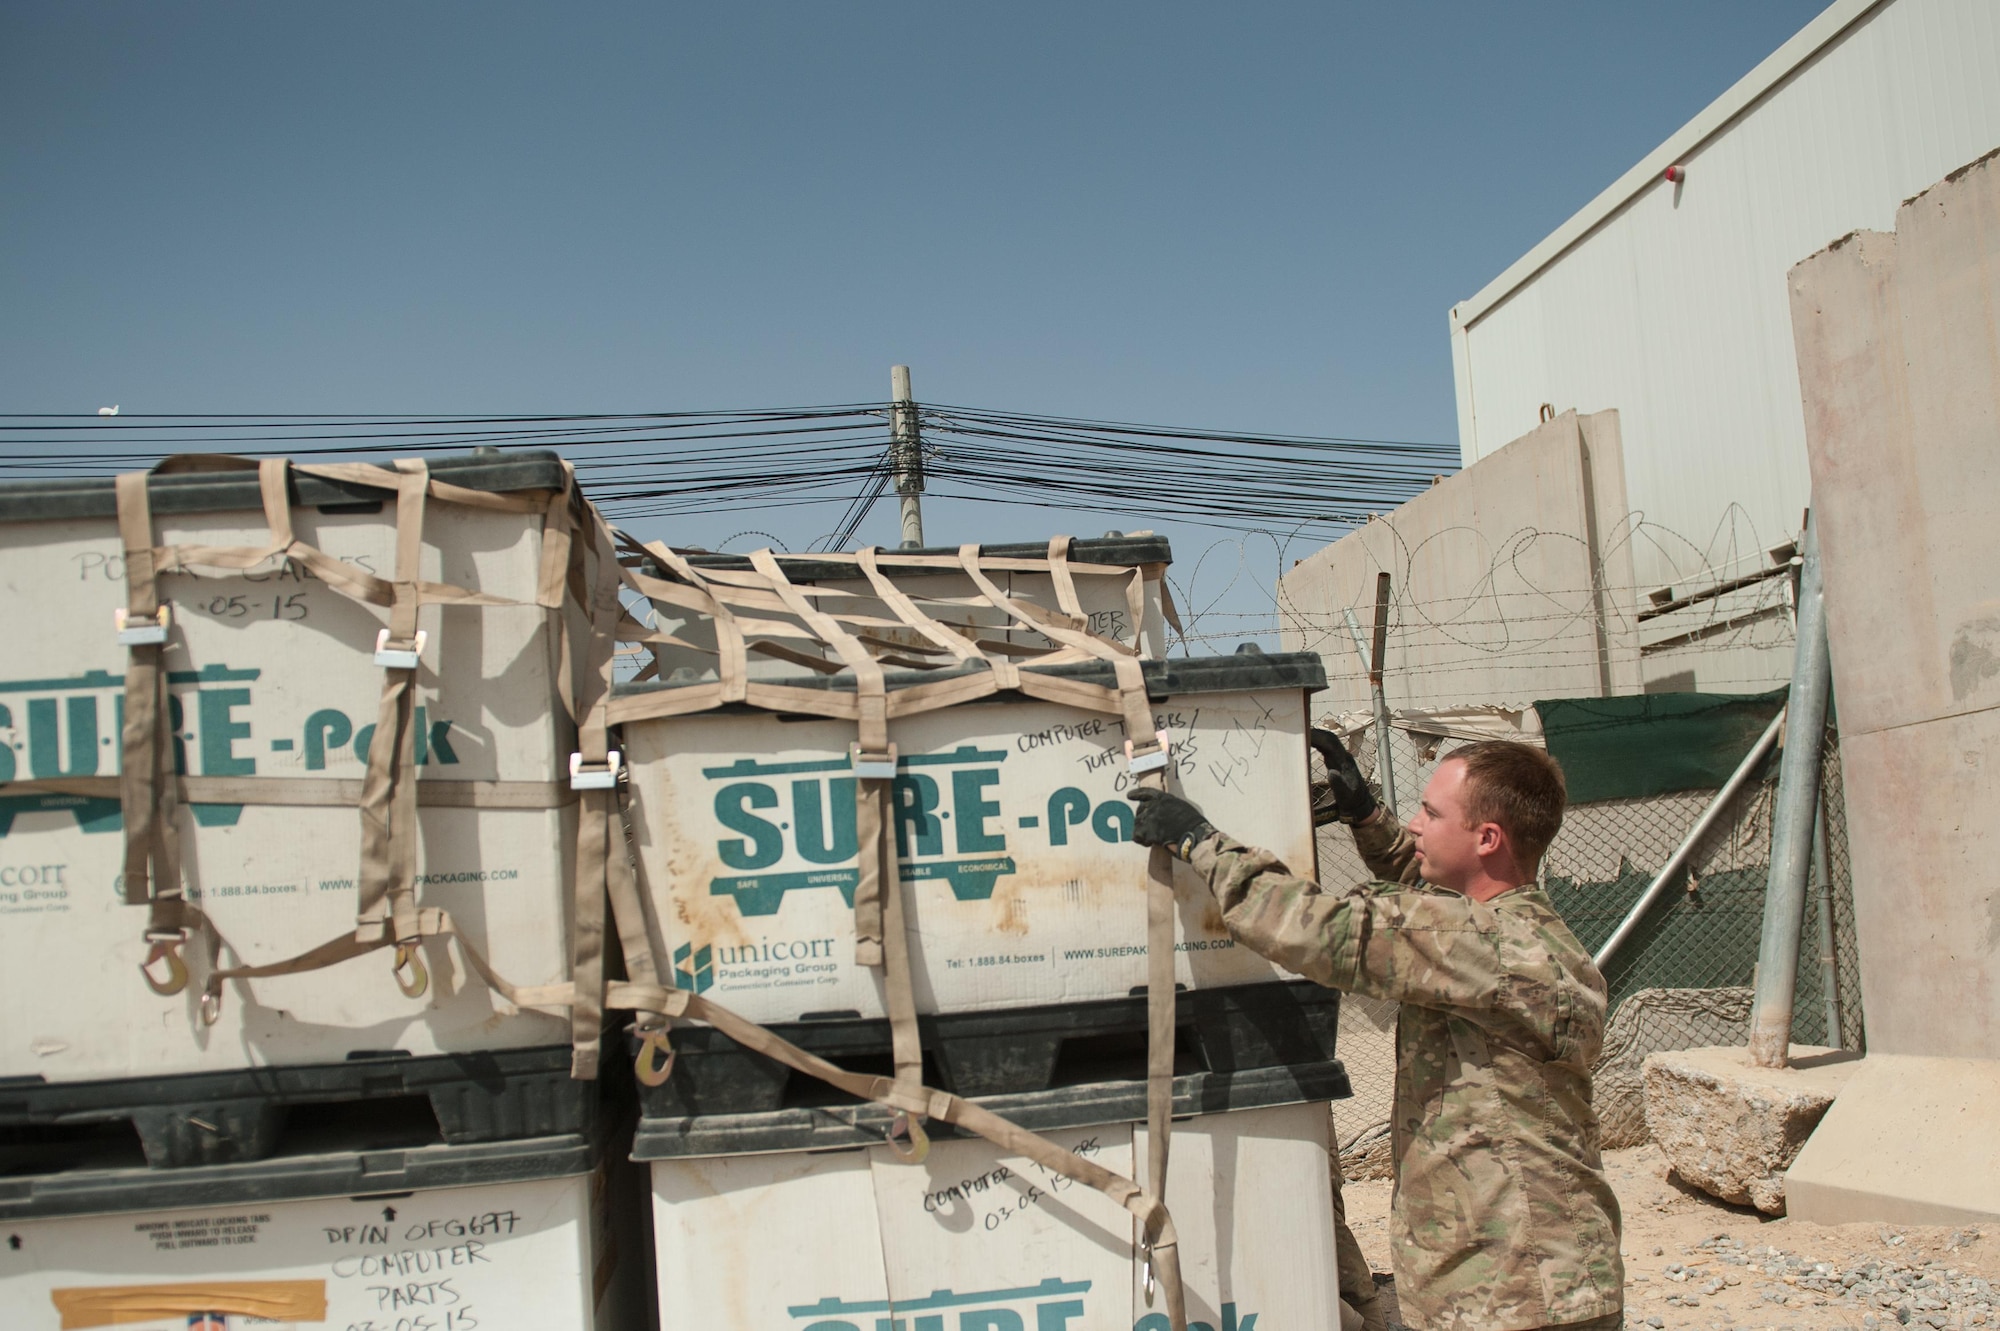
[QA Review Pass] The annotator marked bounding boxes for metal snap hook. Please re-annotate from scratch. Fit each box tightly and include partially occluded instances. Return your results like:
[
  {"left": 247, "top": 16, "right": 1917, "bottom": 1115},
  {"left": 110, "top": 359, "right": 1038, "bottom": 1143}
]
[
  {"left": 140, "top": 934, "right": 189, "bottom": 997},
  {"left": 392, "top": 943, "right": 429, "bottom": 998},
  {"left": 886, "top": 1110, "right": 931, "bottom": 1164},
  {"left": 634, "top": 1030, "right": 677, "bottom": 1087},
  {"left": 199, "top": 985, "right": 223, "bottom": 1027}
]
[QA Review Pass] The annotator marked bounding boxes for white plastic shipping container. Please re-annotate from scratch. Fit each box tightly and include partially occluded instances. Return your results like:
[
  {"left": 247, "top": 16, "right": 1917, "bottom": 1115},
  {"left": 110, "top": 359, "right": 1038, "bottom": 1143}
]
[
  {"left": 0, "top": 456, "right": 583, "bottom": 1084},
  {"left": 650, "top": 1098, "right": 1342, "bottom": 1331},
  {"left": 0, "top": 1130, "right": 651, "bottom": 1331},
  {"left": 617, "top": 653, "right": 1325, "bottom": 1027}
]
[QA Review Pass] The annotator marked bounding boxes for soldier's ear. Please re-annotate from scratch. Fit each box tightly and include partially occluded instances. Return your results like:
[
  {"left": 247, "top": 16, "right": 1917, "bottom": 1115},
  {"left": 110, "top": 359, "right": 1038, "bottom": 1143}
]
[{"left": 1475, "top": 821, "right": 1507, "bottom": 857}]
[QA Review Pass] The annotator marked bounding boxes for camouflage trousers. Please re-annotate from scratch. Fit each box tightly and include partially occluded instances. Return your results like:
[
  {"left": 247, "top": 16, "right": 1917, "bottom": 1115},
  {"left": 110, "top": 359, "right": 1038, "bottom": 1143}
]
[
  {"left": 1330, "top": 1137, "right": 1387, "bottom": 1331},
  {"left": 1538, "top": 1314, "right": 1624, "bottom": 1331},
  {"left": 1330, "top": 1141, "right": 1618, "bottom": 1331}
]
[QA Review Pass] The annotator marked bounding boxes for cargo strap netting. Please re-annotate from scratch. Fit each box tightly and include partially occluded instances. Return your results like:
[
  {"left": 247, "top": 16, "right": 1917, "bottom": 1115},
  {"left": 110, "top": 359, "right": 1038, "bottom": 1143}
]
[
  {"left": 0, "top": 455, "right": 588, "bottom": 1022},
  {"left": 18, "top": 456, "right": 1194, "bottom": 1329},
  {"left": 591, "top": 532, "right": 1190, "bottom": 1328}
]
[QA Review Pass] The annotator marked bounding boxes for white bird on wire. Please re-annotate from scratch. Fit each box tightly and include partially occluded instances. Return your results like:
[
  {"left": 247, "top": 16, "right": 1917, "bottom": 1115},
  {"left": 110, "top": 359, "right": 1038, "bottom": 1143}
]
[{"left": 98, "top": 406, "right": 119, "bottom": 416}]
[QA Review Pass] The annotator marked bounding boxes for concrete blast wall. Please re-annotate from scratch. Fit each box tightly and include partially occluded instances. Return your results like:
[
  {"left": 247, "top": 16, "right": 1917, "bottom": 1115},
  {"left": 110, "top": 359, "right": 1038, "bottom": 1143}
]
[
  {"left": 1277, "top": 409, "right": 1640, "bottom": 714},
  {"left": 1788, "top": 148, "right": 2000, "bottom": 1062}
]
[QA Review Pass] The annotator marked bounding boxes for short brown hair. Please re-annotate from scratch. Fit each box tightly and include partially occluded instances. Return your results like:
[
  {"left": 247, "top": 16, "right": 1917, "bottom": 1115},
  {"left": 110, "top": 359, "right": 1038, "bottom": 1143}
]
[{"left": 1445, "top": 741, "right": 1567, "bottom": 872}]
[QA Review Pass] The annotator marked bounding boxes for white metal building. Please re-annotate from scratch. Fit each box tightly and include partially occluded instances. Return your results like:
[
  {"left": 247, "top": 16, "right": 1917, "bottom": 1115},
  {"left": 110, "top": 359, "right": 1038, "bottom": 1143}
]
[{"left": 1449, "top": 0, "right": 2000, "bottom": 688}]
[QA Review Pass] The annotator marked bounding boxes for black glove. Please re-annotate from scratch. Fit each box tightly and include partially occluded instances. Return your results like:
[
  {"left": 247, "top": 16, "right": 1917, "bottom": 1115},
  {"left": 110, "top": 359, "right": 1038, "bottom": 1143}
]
[
  {"left": 1128, "top": 787, "right": 1215, "bottom": 861},
  {"left": 1309, "top": 727, "right": 1378, "bottom": 826}
]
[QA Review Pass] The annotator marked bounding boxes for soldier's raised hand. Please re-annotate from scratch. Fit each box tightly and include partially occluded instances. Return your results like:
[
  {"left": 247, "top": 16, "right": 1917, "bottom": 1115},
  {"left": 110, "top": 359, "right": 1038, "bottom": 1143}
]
[
  {"left": 1128, "top": 787, "right": 1216, "bottom": 861},
  {"left": 1309, "top": 727, "right": 1379, "bottom": 826}
]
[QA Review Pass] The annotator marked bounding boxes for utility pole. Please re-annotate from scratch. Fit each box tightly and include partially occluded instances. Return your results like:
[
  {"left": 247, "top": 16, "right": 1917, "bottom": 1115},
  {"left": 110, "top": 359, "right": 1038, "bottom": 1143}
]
[{"left": 891, "top": 365, "right": 924, "bottom": 548}]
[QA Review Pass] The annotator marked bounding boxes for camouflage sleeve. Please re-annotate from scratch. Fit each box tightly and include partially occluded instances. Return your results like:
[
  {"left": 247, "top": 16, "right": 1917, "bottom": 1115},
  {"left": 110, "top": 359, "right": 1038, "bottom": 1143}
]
[
  {"left": 1350, "top": 809, "right": 1421, "bottom": 885},
  {"left": 1187, "top": 832, "right": 1560, "bottom": 1024},
  {"left": 1185, "top": 832, "right": 1370, "bottom": 992}
]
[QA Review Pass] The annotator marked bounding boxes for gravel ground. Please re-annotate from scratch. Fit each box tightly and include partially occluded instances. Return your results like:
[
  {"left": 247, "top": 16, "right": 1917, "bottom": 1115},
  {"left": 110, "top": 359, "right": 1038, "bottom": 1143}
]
[{"left": 1338, "top": 1142, "right": 1995, "bottom": 1331}]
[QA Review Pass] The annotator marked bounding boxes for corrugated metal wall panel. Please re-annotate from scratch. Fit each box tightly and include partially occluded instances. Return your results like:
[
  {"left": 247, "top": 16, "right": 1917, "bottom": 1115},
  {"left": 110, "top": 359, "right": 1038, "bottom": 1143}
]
[{"left": 1455, "top": 0, "right": 2000, "bottom": 688}]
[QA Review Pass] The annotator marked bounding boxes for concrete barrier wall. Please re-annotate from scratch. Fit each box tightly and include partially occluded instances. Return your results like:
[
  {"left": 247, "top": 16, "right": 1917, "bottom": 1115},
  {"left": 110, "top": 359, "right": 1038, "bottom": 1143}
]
[
  {"left": 1277, "top": 409, "right": 1640, "bottom": 713},
  {"left": 1789, "top": 147, "right": 2000, "bottom": 1061}
]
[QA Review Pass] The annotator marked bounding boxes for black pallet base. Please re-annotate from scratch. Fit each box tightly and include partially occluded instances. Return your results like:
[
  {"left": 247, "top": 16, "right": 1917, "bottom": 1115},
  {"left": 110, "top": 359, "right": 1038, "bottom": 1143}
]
[
  {"left": 638, "top": 979, "right": 1339, "bottom": 1119},
  {"left": 634, "top": 1059, "right": 1351, "bottom": 1159},
  {"left": 0, "top": 1130, "right": 606, "bottom": 1223},
  {"left": 0, "top": 1043, "right": 600, "bottom": 1170}
]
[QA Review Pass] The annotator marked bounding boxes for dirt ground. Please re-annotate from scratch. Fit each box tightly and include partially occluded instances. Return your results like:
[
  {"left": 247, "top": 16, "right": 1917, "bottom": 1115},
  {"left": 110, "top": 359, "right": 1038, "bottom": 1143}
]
[{"left": 1341, "top": 1143, "right": 1995, "bottom": 1331}]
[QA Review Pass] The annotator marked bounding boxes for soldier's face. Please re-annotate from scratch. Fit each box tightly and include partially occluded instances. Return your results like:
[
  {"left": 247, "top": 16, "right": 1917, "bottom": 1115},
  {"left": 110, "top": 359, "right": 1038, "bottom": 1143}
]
[{"left": 1407, "top": 759, "right": 1497, "bottom": 891}]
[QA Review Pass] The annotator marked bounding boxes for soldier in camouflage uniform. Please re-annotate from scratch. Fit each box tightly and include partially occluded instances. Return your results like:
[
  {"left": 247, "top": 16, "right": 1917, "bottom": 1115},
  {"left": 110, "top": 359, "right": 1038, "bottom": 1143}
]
[{"left": 1132, "top": 736, "right": 1623, "bottom": 1331}]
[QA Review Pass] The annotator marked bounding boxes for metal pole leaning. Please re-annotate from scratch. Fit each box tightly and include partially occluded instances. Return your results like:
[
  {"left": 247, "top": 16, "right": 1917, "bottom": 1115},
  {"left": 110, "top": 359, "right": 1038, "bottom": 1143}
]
[
  {"left": 1748, "top": 515, "right": 1833, "bottom": 1069},
  {"left": 1342, "top": 604, "right": 1398, "bottom": 817},
  {"left": 1593, "top": 708, "right": 1786, "bottom": 971},
  {"left": 1369, "top": 572, "right": 1397, "bottom": 816}
]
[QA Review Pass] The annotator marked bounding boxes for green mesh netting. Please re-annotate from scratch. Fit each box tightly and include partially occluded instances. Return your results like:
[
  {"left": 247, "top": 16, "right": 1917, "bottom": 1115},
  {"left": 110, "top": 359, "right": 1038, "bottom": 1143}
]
[{"left": 1536, "top": 688, "right": 1787, "bottom": 803}]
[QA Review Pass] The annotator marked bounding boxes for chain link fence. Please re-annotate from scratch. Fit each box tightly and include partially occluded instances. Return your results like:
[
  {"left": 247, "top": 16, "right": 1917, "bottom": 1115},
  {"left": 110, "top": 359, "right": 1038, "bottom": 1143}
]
[{"left": 1319, "top": 718, "right": 1865, "bottom": 1175}]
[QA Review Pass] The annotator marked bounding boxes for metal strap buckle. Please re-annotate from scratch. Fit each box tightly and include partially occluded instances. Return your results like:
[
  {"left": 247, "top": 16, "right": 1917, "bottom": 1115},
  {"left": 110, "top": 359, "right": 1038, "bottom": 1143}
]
[
  {"left": 392, "top": 942, "right": 430, "bottom": 999},
  {"left": 570, "top": 750, "right": 623, "bottom": 790},
  {"left": 885, "top": 1109, "right": 931, "bottom": 1164},
  {"left": 140, "top": 931, "right": 189, "bottom": 996},
  {"left": 1125, "top": 729, "right": 1172, "bottom": 774},
  {"left": 849, "top": 742, "right": 898, "bottom": 780},
  {"left": 634, "top": 1029, "right": 677, "bottom": 1087},
  {"left": 114, "top": 606, "right": 171, "bottom": 647},
  {"left": 373, "top": 628, "right": 427, "bottom": 670}
]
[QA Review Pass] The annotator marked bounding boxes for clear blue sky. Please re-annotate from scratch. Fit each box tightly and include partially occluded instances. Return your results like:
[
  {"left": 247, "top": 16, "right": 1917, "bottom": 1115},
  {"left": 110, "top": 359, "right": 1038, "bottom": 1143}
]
[{"left": 2, "top": 2, "right": 1828, "bottom": 577}]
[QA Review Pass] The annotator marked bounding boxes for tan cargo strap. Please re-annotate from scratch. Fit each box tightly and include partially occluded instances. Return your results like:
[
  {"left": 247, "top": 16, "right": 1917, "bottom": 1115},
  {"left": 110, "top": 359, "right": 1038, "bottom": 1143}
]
[
  {"left": 353, "top": 462, "right": 430, "bottom": 948},
  {"left": 856, "top": 545, "right": 1004, "bottom": 680},
  {"left": 1143, "top": 842, "right": 1176, "bottom": 1259},
  {"left": 115, "top": 456, "right": 307, "bottom": 947},
  {"left": 107, "top": 454, "right": 581, "bottom": 1010},
  {"left": 141, "top": 456, "right": 532, "bottom": 612},
  {"left": 563, "top": 512, "right": 627, "bottom": 1077},
  {"left": 0, "top": 775, "right": 573, "bottom": 808},
  {"left": 112, "top": 470, "right": 190, "bottom": 981},
  {"left": 192, "top": 900, "right": 568, "bottom": 1029},
  {"left": 574, "top": 489, "right": 663, "bottom": 1039}
]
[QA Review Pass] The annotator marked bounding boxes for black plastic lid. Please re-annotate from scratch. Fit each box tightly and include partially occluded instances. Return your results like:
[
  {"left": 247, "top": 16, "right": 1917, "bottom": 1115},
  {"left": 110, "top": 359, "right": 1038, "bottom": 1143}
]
[
  {"left": 614, "top": 649, "right": 1327, "bottom": 706},
  {"left": 669, "top": 534, "right": 1173, "bottom": 581},
  {"left": 0, "top": 451, "right": 571, "bottom": 523},
  {"left": 0, "top": 1131, "right": 601, "bottom": 1222},
  {"left": 633, "top": 1060, "right": 1349, "bottom": 1160}
]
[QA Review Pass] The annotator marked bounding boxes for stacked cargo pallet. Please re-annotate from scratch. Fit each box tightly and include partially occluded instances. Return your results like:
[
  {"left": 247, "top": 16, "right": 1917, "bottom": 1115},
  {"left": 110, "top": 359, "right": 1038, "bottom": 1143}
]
[
  {"left": 0, "top": 454, "right": 651, "bottom": 1330},
  {"left": 0, "top": 455, "right": 1352, "bottom": 1331},
  {"left": 610, "top": 539, "right": 1354, "bottom": 1331}
]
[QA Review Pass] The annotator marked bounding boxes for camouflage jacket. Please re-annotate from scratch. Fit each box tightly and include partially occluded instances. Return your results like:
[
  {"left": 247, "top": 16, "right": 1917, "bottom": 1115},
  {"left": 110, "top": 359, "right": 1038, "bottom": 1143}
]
[{"left": 1188, "top": 813, "right": 1624, "bottom": 1331}]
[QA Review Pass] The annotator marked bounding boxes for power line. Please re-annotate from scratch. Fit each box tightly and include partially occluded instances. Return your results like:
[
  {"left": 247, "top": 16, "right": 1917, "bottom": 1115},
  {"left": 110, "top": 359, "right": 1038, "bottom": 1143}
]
[
  {"left": 818, "top": 459, "right": 894, "bottom": 552},
  {"left": 0, "top": 400, "right": 1458, "bottom": 537}
]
